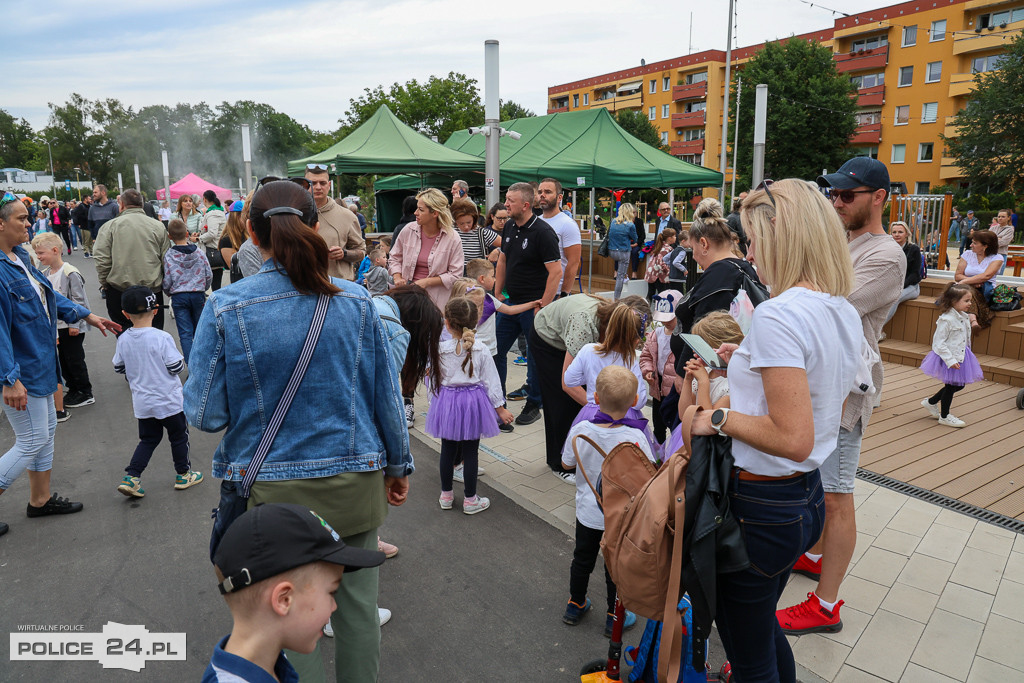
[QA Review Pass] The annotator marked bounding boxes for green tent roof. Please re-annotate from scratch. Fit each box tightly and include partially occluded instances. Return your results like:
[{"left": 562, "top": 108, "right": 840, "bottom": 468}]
[
  {"left": 286, "top": 105, "right": 485, "bottom": 176},
  {"left": 375, "top": 108, "right": 723, "bottom": 191}
]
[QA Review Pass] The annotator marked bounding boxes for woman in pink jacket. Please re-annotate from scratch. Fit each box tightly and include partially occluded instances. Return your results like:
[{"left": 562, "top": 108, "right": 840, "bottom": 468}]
[{"left": 389, "top": 188, "right": 464, "bottom": 310}]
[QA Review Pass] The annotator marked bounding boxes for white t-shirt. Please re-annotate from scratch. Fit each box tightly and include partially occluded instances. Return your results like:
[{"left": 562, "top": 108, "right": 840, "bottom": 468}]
[
  {"left": 690, "top": 375, "right": 730, "bottom": 406},
  {"left": 728, "top": 287, "right": 862, "bottom": 476},
  {"left": 158, "top": 207, "right": 172, "bottom": 221},
  {"left": 545, "top": 211, "right": 582, "bottom": 290},
  {"left": 561, "top": 421, "right": 654, "bottom": 530},
  {"left": 112, "top": 327, "right": 185, "bottom": 419},
  {"left": 564, "top": 343, "right": 647, "bottom": 406}
]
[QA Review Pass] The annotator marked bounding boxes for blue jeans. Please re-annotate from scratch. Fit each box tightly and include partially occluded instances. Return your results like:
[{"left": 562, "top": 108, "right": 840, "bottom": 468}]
[
  {"left": 610, "top": 249, "right": 630, "bottom": 299},
  {"left": 69, "top": 224, "right": 81, "bottom": 248},
  {"left": 170, "top": 291, "right": 206, "bottom": 364},
  {"left": 494, "top": 305, "right": 541, "bottom": 405},
  {"left": 716, "top": 470, "right": 825, "bottom": 683},
  {"left": 947, "top": 220, "right": 960, "bottom": 245},
  {"left": 0, "top": 395, "right": 56, "bottom": 489}
]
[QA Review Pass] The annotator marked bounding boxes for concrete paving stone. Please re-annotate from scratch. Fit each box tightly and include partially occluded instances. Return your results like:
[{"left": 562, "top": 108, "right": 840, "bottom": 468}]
[
  {"left": 887, "top": 506, "right": 940, "bottom": 537},
  {"left": 837, "top": 574, "right": 892, "bottom": 614},
  {"left": 780, "top": 574, "right": 816, "bottom": 610},
  {"left": 901, "top": 663, "right": 961, "bottom": 683},
  {"left": 915, "top": 523, "right": 972, "bottom": 562},
  {"left": 854, "top": 480, "right": 879, "bottom": 495},
  {"left": 846, "top": 609, "right": 925, "bottom": 681},
  {"left": 551, "top": 503, "right": 578, "bottom": 529},
  {"left": 991, "top": 578, "right": 1024, "bottom": 623},
  {"left": 872, "top": 528, "right": 922, "bottom": 556},
  {"left": 933, "top": 508, "right": 978, "bottom": 532},
  {"left": 819, "top": 605, "right": 872, "bottom": 649},
  {"left": 834, "top": 665, "right": 888, "bottom": 683},
  {"left": 898, "top": 554, "right": 956, "bottom": 595},
  {"left": 936, "top": 583, "right": 995, "bottom": 624},
  {"left": 879, "top": 582, "right": 938, "bottom": 624},
  {"left": 850, "top": 547, "right": 909, "bottom": 587},
  {"left": 910, "top": 609, "right": 985, "bottom": 681},
  {"left": 511, "top": 485, "right": 570, "bottom": 513},
  {"left": 866, "top": 486, "right": 911, "bottom": 512},
  {"left": 849, "top": 532, "right": 875, "bottom": 566},
  {"left": 967, "top": 656, "right": 1024, "bottom": 683},
  {"left": 480, "top": 461, "right": 513, "bottom": 478},
  {"left": 1002, "top": 552, "right": 1024, "bottom": 584},
  {"left": 791, "top": 633, "right": 852, "bottom": 681},
  {"left": 853, "top": 493, "right": 871, "bottom": 511},
  {"left": 1015, "top": 534, "right": 1024, "bottom": 554},
  {"left": 496, "top": 471, "right": 539, "bottom": 490},
  {"left": 976, "top": 614, "right": 1024, "bottom": 672},
  {"left": 856, "top": 507, "right": 902, "bottom": 537},
  {"left": 899, "top": 497, "right": 943, "bottom": 518},
  {"left": 966, "top": 525, "right": 1015, "bottom": 558},
  {"left": 949, "top": 547, "right": 1008, "bottom": 595}
]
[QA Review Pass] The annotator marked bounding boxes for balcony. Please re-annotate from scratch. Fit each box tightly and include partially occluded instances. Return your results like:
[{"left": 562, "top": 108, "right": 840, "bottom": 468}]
[
  {"left": 835, "top": 45, "right": 889, "bottom": 73},
  {"left": 547, "top": 105, "right": 569, "bottom": 114},
  {"left": 850, "top": 123, "right": 881, "bottom": 145},
  {"left": 834, "top": 21, "right": 891, "bottom": 40},
  {"left": 948, "top": 72, "right": 979, "bottom": 98},
  {"left": 966, "top": 0, "right": 1018, "bottom": 8},
  {"left": 670, "top": 139, "right": 706, "bottom": 156},
  {"left": 939, "top": 156, "right": 964, "bottom": 180},
  {"left": 589, "top": 91, "right": 643, "bottom": 112},
  {"left": 953, "top": 20, "right": 1024, "bottom": 55},
  {"left": 856, "top": 84, "right": 885, "bottom": 107},
  {"left": 943, "top": 115, "right": 962, "bottom": 138},
  {"left": 672, "top": 82, "right": 707, "bottom": 102},
  {"left": 671, "top": 111, "right": 706, "bottom": 128}
]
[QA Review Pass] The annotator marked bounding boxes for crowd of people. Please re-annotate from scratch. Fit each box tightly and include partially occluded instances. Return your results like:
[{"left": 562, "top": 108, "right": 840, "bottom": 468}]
[{"left": 1, "top": 152, "right": 1017, "bottom": 682}]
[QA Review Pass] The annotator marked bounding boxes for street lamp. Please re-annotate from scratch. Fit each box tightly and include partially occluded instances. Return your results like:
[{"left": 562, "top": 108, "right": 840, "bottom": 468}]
[
  {"left": 73, "top": 167, "right": 82, "bottom": 200},
  {"left": 37, "top": 136, "right": 55, "bottom": 199}
]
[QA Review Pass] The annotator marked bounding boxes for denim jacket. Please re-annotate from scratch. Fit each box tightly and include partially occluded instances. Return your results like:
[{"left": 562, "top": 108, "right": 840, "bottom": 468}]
[
  {"left": 0, "top": 244, "right": 90, "bottom": 396},
  {"left": 183, "top": 261, "right": 413, "bottom": 481}
]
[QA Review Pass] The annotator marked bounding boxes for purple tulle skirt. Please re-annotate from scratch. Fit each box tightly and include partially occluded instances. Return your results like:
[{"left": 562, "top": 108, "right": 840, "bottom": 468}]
[
  {"left": 920, "top": 348, "right": 984, "bottom": 386},
  {"left": 426, "top": 384, "right": 500, "bottom": 441},
  {"left": 564, "top": 402, "right": 661, "bottom": 460},
  {"left": 665, "top": 423, "right": 684, "bottom": 459}
]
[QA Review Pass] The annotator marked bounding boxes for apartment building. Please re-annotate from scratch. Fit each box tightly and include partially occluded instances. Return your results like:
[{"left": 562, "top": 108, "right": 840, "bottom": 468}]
[{"left": 546, "top": 0, "right": 1022, "bottom": 193}]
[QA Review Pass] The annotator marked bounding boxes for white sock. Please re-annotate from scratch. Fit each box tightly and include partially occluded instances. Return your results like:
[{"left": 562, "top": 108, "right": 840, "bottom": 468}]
[
  {"left": 815, "top": 593, "right": 837, "bottom": 613},
  {"left": 805, "top": 552, "right": 822, "bottom": 563}
]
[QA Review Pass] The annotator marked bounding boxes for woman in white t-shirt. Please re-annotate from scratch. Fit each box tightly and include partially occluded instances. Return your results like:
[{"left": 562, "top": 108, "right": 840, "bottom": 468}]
[{"left": 689, "top": 179, "right": 862, "bottom": 682}]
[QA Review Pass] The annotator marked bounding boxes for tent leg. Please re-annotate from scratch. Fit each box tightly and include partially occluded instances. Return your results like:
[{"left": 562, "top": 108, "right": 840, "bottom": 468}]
[{"left": 588, "top": 187, "right": 595, "bottom": 294}]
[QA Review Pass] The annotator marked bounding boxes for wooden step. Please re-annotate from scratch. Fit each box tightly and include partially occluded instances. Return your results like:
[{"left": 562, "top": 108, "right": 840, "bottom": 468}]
[{"left": 878, "top": 340, "right": 1024, "bottom": 386}]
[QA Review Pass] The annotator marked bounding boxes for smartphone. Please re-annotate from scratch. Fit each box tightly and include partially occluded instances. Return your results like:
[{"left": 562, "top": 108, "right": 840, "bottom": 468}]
[{"left": 679, "top": 333, "right": 726, "bottom": 370}]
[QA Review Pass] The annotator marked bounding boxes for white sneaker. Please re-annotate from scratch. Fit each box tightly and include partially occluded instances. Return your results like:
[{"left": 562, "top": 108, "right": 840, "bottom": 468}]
[
  {"left": 453, "top": 464, "right": 486, "bottom": 483},
  {"left": 938, "top": 414, "right": 966, "bottom": 428},
  {"left": 404, "top": 402, "right": 415, "bottom": 429},
  {"left": 921, "top": 398, "right": 941, "bottom": 419},
  {"left": 323, "top": 620, "right": 334, "bottom": 637},
  {"left": 554, "top": 470, "right": 576, "bottom": 485},
  {"left": 378, "top": 607, "right": 392, "bottom": 626},
  {"left": 463, "top": 496, "right": 490, "bottom": 515}
]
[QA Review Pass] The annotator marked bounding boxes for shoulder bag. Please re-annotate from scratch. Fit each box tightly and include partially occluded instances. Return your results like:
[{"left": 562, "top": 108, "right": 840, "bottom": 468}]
[{"left": 208, "top": 293, "right": 332, "bottom": 562}]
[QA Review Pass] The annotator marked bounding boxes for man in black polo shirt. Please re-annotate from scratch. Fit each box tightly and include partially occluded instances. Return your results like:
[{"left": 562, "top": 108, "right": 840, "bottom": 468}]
[{"left": 494, "top": 182, "right": 562, "bottom": 426}]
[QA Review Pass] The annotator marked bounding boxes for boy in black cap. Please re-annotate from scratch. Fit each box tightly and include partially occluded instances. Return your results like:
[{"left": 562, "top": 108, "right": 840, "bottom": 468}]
[
  {"left": 112, "top": 285, "right": 203, "bottom": 498},
  {"left": 205, "top": 503, "right": 386, "bottom": 683}
]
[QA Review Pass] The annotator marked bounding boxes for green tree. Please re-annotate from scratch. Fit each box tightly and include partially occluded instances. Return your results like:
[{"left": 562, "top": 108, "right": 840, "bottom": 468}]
[
  {"left": 728, "top": 38, "right": 857, "bottom": 191},
  {"left": 0, "top": 110, "right": 37, "bottom": 169},
  {"left": 343, "top": 72, "right": 483, "bottom": 143},
  {"left": 943, "top": 33, "right": 1024, "bottom": 193},
  {"left": 208, "top": 101, "right": 317, "bottom": 183},
  {"left": 500, "top": 100, "right": 535, "bottom": 120},
  {"left": 615, "top": 109, "right": 667, "bottom": 152}
]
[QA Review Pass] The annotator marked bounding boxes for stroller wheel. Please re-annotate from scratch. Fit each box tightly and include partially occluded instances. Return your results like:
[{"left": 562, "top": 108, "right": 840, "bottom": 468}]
[
  {"left": 1016, "top": 388, "right": 1024, "bottom": 410},
  {"left": 580, "top": 658, "right": 607, "bottom": 675}
]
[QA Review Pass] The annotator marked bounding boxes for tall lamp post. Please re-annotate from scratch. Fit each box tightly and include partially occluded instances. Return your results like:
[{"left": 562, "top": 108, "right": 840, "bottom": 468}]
[
  {"left": 37, "top": 136, "right": 56, "bottom": 199},
  {"left": 73, "top": 167, "right": 82, "bottom": 200}
]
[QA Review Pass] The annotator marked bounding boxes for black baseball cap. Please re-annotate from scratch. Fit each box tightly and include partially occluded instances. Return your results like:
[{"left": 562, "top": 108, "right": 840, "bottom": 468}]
[
  {"left": 214, "top": 503, "right": 386, "bottom": 595},
  {"left": 120, "top": 286, "right": 159, "bottom": 314},
  {"left": 817, "top": 157, "right": 890, "bottom": 191}
]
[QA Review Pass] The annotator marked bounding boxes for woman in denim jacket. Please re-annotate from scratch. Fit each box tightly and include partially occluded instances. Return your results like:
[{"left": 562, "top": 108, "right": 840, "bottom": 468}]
[
  {"left": 0, "top": 194, "right": 121, "bottom": 538},
  {"left": 183, "top": 180, "right": 411, "bottom": 683}
]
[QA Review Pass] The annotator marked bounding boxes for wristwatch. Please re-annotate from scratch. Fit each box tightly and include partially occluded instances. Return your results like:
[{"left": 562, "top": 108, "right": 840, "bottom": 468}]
[{"left": 711, "top": 408, "right": 730, "bottom": 435}]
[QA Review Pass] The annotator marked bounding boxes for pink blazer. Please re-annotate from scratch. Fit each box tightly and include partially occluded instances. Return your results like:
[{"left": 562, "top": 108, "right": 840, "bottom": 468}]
[{"left": 389, "top": 222, "right": 464, "bottom": 310}]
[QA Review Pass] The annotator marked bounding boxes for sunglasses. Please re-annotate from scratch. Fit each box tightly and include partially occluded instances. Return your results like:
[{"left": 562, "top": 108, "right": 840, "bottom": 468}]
[
  {"left": 256, "top": 176, "right": 312, "bottom": 192},
  {"left": 305, "top": 163, "right": 329, "bottom": 172},
  {"left": 0, "top": 191, "right": 18, "bottom": 209},
  {"left": 827, "top": 189, "right": 876, "bottom": 204},
  {"left": 755, "top": 179, "right": 776, "bottom": 208}
]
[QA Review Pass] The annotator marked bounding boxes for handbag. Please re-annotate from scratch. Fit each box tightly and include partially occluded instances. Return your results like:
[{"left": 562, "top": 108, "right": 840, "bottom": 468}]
[
  {"left": 206, "top": 245, "right": 227, "bottom": 270},
  {"left": 208, "top": 292, "right": 332, "bottom": 561},
  {"left": 729, "top": 260, "right": 768, "bottom": 306},
  {"left": 598, "top": 232, "right": 611, "bottom": 258}
]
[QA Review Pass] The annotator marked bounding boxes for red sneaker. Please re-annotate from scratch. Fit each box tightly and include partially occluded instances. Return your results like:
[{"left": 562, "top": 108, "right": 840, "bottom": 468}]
[
  {"left": 792, "top": 553, "right": 822, "bottom": 580},
  {"left": 777, "top": 592, "right": 843, "bottom": 635}
]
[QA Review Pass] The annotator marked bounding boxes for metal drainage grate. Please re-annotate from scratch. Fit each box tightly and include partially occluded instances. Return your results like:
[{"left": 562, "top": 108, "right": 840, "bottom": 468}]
[{"left": 857, "top": 468, "right": 1024, "bottom": 535}]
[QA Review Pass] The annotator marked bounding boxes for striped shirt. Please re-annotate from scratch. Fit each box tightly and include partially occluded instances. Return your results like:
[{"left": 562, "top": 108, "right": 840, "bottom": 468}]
[{"left": 457, "top": 227, "right": 499, "bottom": 263}]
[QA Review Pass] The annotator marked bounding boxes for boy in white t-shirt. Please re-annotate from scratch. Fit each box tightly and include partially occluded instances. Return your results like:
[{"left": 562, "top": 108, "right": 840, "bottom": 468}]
[
  {"left": 112, "top": 286, "right": 203, "bottom": 498},
  {"left": 560, "top": 365, "right": 654, "bottom": 638}
]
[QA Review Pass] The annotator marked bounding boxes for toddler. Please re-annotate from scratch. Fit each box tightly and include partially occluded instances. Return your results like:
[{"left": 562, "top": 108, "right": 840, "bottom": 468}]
[
  {"left": 363, "top": 249, "right": 394, "bottom": 295},
  {"left": 644, "top": 228, "right": 677, "bottom": 301},
  {"left": 163, "top": 218, "right": 213, "bottom": 364},
  {"left": 920, "top": 283, "right": 984, "bottom": 427},
  {"left": 639, "top": 289, "right": 683, "bottom": 443}
]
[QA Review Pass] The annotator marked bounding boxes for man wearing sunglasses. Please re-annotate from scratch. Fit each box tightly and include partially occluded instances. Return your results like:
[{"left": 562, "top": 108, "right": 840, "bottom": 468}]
[
  {"left": 304, "top": 164, "right": 364, "bottom": 280},
  {"left": 778, "top": 157, "right": 905, "bottom": 636}
]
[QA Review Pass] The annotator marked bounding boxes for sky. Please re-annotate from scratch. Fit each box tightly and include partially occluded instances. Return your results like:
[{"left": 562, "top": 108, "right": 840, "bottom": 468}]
[{"left": 6, "top": 0, "right": 895, "bottom": 133}]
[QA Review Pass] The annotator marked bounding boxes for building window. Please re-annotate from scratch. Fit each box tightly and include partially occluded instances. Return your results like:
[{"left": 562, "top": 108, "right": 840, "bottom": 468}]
[
  {"left": 683, "top": 129, "right": 705, "bottom": 141},
  {"left": 972, "top": 54, "right": 1006, "bottom": 74},
  {"left": 685, "top": 101, "right": 706, "bottom": 113},
  {"left": 921, "top": 102, "right": 938, "bottom": 124},
  {"left": 857, "top": 111, "right": 882, "bottom": 125},
  {"left": 650, "top": 80, "right": 657, "bottom": 94},
  {"left": 926, "top": 61, "right": 942, "bottom": 83},
  {"left": 902, "top": 25, "right": 917, "bottom": 47},
  {"left": 852, "top": 35, "right": 888, "bottom": 51},
  {"left": 895, "top": 105, "right": 910, "bottom": 125},
  {"left": 850, "top": 146, "right": 879, "bottom": 159},
  {"left": 663, "top": 76, "right": 670, "bottom": 91},
  {"left": 916, "top": 181, "right": 931, "bottom": 194},
  {"left": 892, "top": 144, "right": 906, "bottom": 163},
  {"left": 583, "top": 93, "right": 589, "bottom": 105},
  {"left": 979, "top": 8, "right": 1021, "bottom": 28},
  {"left": 851, "top": 72, "right": 885, "bottom": 89},
  {"left": 898, "top": 66, "right": 913, "bottom": 87},
  {"left": 662, "top": 104, "right": 670, "bottom": 118},
  {"left": 649, "top": 107, "right": 656, "bottom": 121},
  {"left": 686, "top": 72, "right": 708, "bottom": 85},
  {"left": 679, "top": 154, "right": 702, "bottom": 164},
  {"left": 919, "top": 143, "right": 934, "bottom": 162},
  {"left": 930, "top": 19, "right": 946, "bottom": 41},
  {"left": 573, "top": 94, "right": 579, "bottom": 108},
  {"left": 661, "top": 132, "right": 669, "bottom": 145}
]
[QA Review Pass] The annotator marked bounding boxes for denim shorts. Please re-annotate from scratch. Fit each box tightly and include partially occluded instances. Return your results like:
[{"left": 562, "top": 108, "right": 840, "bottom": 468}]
[{"left": 819, "top": 420, "right": 863, "bottom": 494}]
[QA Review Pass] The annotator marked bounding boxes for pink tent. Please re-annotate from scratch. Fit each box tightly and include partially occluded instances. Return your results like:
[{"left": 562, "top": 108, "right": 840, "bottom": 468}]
[{"left": 156, "top": 173, "right": 233, "bottom": 201}]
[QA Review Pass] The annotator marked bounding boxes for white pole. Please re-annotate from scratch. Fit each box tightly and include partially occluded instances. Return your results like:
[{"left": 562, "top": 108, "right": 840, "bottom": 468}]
[
  {"left": 752, "top": 84, "right": 768, "bottom": 189},
  {"left": 117, "top": 173, "right": 123, "bottom": 195},
  {"left": 134, "top": 164, "right": 140, "bottom": 190},
  {"left": 718, "top": 0, "right": 735, "bottom": 200},
  {"left": 484, "top": 40, "right": 500, "bottom": 210},
  {"left": 161, "top": 150, "right": 171, "bottom": 207},
  {"left": 588, "top": 187, "right": 596, "bottom": 293},
  {"left": 730, "top": 77, "right": 742, "bottom": 204},
  {"left": 241, "top": 124, "right": 253, "bottom": 198}
]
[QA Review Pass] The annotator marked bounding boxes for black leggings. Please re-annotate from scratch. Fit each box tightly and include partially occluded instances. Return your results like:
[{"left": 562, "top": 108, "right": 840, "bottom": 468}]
[
  {"left": 570, "top": 521, "right": 617, "bottom": 615},
  {"left": 440, "top": 438, "right": 479, "bottom": 497},
  {"left": 928, "top": 384, "right": 964, "bottom": 418}
]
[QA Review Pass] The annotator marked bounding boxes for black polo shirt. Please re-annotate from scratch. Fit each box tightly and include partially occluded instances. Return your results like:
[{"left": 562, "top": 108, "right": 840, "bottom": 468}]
[{"left": 501, "top": 215, "right": 561, "bottom": 302}]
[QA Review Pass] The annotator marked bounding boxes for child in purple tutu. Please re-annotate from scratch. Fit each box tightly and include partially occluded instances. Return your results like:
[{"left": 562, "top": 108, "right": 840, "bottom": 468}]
[
  {"left": 920, "top": 283, "right": 984, "bottom": 428},
  {"left": 426, "top": 297, "right": 513, "bottom": 514}
]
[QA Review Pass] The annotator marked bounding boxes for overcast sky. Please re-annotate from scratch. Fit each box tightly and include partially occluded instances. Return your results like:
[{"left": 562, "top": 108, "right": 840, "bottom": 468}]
[{"left": 8, "top": 0, "right": 892, "bottom": 133}]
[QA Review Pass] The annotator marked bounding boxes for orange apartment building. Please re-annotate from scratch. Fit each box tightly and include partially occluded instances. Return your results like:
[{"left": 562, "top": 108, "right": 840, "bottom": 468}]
[{"left": 547, "top": 0, "right": 1023, "bottom": 194}]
